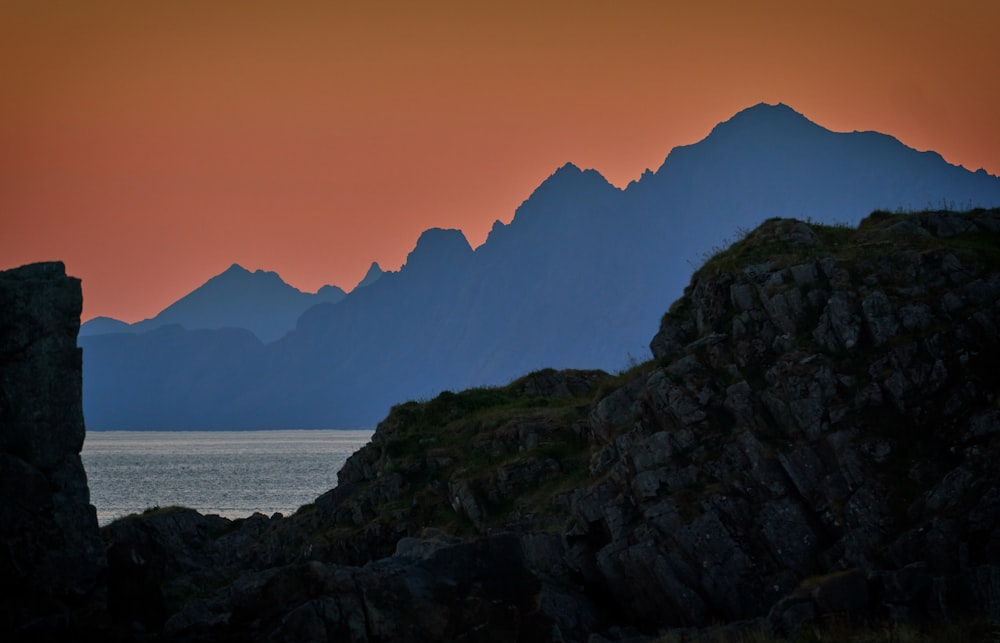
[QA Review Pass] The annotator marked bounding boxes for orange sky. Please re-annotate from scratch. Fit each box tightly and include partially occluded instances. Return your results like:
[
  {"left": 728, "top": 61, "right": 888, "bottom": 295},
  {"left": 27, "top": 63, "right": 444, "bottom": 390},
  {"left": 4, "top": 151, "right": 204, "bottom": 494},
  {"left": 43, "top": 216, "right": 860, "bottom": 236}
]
[{"left": 2, "top": 0, "right": 998, "bottom": 323}]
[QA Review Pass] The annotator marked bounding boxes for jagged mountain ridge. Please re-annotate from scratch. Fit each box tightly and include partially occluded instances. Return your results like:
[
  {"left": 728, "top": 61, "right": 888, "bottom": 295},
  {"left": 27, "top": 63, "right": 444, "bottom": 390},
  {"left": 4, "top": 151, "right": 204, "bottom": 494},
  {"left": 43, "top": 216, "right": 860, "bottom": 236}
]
[{"left": 80, "top": 103, "right": 1000, "bottom": 429}]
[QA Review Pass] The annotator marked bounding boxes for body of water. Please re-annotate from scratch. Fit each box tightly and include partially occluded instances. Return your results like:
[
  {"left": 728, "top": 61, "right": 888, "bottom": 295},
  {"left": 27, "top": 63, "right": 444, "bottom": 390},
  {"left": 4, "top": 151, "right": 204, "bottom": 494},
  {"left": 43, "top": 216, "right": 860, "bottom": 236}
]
[{"left": 82, "top": 430, "right": 374, "bottom": 525}]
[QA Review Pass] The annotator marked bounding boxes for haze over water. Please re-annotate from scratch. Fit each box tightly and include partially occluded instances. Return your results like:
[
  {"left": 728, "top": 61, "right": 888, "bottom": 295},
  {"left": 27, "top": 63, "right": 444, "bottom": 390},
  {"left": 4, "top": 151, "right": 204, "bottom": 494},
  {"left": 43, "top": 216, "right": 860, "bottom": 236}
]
[{"left": 82, "top": 430, "right": 374, "bottom": 525}]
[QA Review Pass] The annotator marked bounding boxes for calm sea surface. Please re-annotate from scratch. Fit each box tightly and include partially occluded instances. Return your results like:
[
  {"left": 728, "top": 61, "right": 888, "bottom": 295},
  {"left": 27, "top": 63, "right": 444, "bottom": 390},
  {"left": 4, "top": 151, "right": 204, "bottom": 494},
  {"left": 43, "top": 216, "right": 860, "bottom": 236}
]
[{"left": 82, "top": 430, "right": 374, "bottom": 525}]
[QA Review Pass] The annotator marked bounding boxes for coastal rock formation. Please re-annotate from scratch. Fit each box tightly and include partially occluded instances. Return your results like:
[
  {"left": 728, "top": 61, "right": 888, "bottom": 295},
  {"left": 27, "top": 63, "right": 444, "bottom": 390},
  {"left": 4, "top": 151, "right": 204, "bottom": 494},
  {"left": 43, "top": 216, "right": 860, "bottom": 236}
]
[
  {"left": 581, "top": 211, "right": 1000, "bottom": 631},
  {"left": 100, "top": 209, "right": 1000, "bottom": 640},
  {"left": 8, "top": 210, "right": 1000, "bottom": 640},
  {"left": 0, "top": 262, "right": 105, "bottom": 638}
]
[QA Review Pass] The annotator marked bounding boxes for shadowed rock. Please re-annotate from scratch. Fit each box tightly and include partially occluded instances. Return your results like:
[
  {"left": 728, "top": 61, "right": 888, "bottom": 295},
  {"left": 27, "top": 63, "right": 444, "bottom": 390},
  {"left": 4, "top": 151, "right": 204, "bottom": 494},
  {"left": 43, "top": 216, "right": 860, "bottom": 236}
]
[{"left": 0, "top": 261, "right": 106, "bottom": 639}]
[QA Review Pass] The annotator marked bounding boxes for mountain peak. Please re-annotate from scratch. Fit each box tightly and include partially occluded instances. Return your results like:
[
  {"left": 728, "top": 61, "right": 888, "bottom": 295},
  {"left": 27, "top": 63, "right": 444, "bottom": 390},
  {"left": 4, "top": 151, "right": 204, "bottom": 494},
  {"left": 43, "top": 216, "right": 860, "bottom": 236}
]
[
  {"left": 504, "top": 162, "right": 619, "bottom": 234},
  {"left": 313, "top": 284, "right": 348, "bottom": 309},
  {"left": 644, "top": 102, "right": 831, "bottom": 182},
  {"left": 537, "top": 162, "right": 613, "bottom": 191},
  {"left": 552, "top": 161, "right": 583, "bottom": 176},
  {"left": 510, "top": 162, "right": 614, "bottom": 214},
  {"left": 736, "top": 101, "right": 799, "bottom": 117},
  {"left": 223, "top": 263, "right": 251, "bottom": 275},
  {"left": 211, "top": 264, "right": 292, "bottom": 292},
  {"left": 354, "top": 262, "right": 384, "bottom": 291},
  {"left": 79, "top": 315, "right": 133, "bottom": 337},
  {"left": 709, "top": 102, "right": 823, "bottom": 139},
  {"left": 402, "top": 228, "right": 473, "bottom": 275}
]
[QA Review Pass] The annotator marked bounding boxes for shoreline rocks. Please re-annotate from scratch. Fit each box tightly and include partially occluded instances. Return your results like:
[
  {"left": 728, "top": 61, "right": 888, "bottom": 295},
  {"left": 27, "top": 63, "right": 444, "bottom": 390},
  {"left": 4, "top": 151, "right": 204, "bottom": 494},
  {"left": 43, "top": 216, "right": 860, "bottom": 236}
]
[{"left": 5, "top": 209, "right": 1000, "bottom": 641}]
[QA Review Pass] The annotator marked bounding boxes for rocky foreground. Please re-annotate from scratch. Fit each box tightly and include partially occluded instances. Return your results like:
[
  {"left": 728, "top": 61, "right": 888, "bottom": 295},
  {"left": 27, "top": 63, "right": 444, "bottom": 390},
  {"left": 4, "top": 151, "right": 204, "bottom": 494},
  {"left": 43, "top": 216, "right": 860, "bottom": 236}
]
[{"left": 3, "top": 209, "right": 1000, "bottom": 641}]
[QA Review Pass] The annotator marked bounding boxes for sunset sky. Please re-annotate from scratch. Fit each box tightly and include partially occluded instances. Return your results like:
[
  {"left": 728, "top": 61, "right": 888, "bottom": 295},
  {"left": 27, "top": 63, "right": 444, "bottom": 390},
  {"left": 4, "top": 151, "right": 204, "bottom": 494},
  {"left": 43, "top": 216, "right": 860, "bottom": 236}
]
[{"left": 2, "top": 0, "right": 998, "bottom": 323}]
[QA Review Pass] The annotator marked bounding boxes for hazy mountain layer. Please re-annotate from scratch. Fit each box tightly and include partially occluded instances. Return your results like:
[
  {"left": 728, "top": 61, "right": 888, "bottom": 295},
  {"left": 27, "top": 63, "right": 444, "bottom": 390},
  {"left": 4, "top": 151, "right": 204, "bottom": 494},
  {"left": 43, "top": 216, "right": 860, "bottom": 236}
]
[
  {"left": 80, "top": 264, "right": 351, "bottom": 344},
  {"left": 80, "top": 103, "right": 1000, "bottom": 429}
]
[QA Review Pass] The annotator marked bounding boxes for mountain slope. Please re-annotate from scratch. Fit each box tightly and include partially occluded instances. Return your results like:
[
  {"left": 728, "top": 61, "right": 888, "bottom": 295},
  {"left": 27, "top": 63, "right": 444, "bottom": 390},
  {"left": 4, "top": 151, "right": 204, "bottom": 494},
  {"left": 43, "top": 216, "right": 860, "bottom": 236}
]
[{"left": 80, "top": 103, "right": 1000, "bottom": 429}]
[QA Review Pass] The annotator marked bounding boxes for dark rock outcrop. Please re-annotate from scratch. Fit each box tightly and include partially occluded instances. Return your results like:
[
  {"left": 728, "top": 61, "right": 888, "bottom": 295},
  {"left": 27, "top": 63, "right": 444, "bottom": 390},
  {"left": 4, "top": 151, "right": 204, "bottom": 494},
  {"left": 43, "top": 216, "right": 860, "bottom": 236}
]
[
  {"left": 96, "top": 209, "right": 1000, "bottom": 641},
  {"left": 0, "top": 262, "right": 106, "bottom": 638},
  {"left": 581, "top": 210, "right": 1000, "bottom": 633},
  {"left": 183, "top": 533, "right": 549, "bottom": 642}
]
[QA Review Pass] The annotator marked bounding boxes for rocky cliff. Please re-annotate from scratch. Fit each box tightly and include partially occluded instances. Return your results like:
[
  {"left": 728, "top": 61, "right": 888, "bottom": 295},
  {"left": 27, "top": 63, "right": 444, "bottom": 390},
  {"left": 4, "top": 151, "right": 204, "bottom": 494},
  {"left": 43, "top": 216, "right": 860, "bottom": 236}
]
[
  {"left": 96, "top": 209, "right": 1000, "bottom": 641},
  {"left": 0, "top": 262, "right": 106, "bottom": 638},
  {"left": 9, "top": 210, "right": 1000, "bottom": 640},
  {"left": 584, "top": 210, "right": 1000, "bottom": 631}
]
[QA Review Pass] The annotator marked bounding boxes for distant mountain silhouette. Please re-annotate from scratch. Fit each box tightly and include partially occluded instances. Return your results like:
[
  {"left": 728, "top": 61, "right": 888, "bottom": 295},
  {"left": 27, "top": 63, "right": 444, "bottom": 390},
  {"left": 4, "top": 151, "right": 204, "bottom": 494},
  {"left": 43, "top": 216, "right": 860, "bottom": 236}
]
[
  {"left": 81, "top": 103, "right": 1000, "bottom": 429},
  {"left": 78, "top": 316, "right": 132, "bottom": 336},
  {"left": 637, "top": 102, "right": 993, "bottom": 225},
  {"left": 81, "top": 264, "right": 346, "bottom": 343},
  {"left": 353, "top": 262, "right": 384, "bottom": 290}
]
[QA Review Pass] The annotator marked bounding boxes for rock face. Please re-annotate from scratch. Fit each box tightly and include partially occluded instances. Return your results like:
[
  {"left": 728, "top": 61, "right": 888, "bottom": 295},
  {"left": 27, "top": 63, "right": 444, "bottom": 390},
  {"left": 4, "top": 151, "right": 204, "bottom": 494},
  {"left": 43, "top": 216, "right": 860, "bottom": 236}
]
[
  {"left": 0, "top": 262, "right": 106, "bottom": 637},
  {"left": 95, "top": 209, "right": 1000, "bottom": 641},
  {"left": 585, "top": 210, "right": 1000, "bottom": 631}
]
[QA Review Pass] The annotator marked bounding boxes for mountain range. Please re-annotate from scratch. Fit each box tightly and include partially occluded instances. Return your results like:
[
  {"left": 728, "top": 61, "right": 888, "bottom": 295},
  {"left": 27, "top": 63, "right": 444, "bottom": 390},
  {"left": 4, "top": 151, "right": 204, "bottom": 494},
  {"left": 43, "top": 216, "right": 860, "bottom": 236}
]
[
  {"left": 80, "top": 103, "right": 1000, "bottom": 429},
  {"left": 81, "top": 262, "right": 385, "bottom": 343}
]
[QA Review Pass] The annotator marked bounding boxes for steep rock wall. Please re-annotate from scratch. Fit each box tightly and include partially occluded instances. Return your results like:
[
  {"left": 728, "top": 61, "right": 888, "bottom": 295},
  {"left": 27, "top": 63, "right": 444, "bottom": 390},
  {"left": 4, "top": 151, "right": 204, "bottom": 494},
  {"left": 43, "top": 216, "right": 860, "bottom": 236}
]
[{"left": 0, "top": 262, "right": 105, "bottom": 636}]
